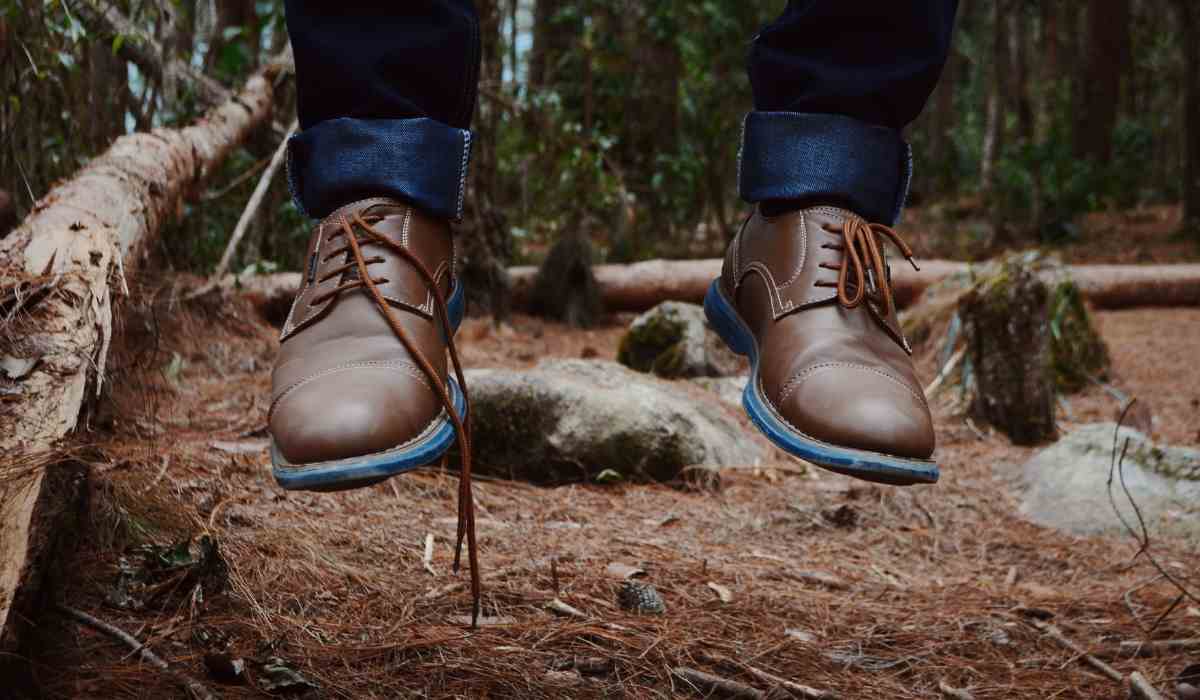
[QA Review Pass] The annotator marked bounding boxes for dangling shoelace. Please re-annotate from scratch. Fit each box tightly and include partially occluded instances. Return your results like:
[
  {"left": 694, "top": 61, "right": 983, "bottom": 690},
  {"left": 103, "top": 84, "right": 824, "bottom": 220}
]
[
  {"left": 815, "top": 214, "right": 920, "bottom": 318},
  {"left": 313, "top": 210, "right": 480, "bottom": 626}
]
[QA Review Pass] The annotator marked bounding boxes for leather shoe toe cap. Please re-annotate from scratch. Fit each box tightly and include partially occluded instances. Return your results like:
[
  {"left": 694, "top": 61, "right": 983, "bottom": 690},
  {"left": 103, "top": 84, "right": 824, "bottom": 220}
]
[
  {"left": 270, "top": 365, "right": 441, "bottom": 465},
  {"left": 776, "top": 365, "right": 934, "bottom": 460}
]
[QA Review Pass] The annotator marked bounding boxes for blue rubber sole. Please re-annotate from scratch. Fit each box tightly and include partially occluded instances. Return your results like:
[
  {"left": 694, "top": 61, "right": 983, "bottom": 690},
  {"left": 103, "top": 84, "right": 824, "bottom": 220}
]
[
  {"left": 270, "top": 282, "right": 468, "bottom": 493},
  {"left": 703, "top": 280, "right": 939, "bottom": 486}
]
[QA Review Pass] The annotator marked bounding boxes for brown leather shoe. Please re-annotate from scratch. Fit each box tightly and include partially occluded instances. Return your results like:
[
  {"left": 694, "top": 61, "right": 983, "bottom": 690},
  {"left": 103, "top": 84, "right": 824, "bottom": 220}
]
[
  {"left": 704, "top": 205, "right": 938, "bottom": 485},
  {"left": 269, "top": 197, "right": 469, "bottom": 492}
]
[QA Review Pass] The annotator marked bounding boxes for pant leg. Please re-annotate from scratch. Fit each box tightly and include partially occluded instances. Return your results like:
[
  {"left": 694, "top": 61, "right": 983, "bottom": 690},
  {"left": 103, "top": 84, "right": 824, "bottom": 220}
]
[
  {"left": 284, "top": 0, "right": 480, "bottom": 219},
  {"left": 739, "top": 1, "right": 959, "bottom": 223}
]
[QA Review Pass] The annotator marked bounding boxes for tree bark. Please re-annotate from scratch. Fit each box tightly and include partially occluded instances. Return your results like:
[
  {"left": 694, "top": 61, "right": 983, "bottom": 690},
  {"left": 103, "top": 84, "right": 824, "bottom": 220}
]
[
  {"left": 529, "top": 0, "right": 573, "bottom": 89},
  {"left": 1176, "top": 1, "right": 1200, "bottom": 234},
  {"left": 461, "top": 0, "right": 514, "bottom": 319},
  {"left": 1075, "top": 0, "right": 1130, "bottom": 164},
  {"left": 979, "top": 0, "right": 1009, "bottom": 200},
  {"left": 0, "top": 56, "right": 284, "bottom": 654}
]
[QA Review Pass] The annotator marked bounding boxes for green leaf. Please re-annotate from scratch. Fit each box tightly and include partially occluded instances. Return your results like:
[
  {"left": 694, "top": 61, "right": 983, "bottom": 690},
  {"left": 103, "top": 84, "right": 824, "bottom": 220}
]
[{"left": 111, "top": 34, "right": 126, "bottom": 56}]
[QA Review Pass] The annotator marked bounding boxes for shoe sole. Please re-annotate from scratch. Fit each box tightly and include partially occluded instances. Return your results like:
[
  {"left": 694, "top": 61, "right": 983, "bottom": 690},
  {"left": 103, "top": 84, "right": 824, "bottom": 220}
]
[
  {"left": 270, "top": 281, "right": 468, "bottom": 493},
  {"left": 703, "top": 280, "right": 939, "bottom": 486}
]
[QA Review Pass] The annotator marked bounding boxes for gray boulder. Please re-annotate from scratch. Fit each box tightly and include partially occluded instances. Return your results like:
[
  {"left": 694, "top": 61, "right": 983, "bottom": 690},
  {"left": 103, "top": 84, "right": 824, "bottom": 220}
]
[
  {"left": 1019, "top": 423, "right": 1200, "bottom": 539},
  {"left": 690, "top": 375, "right": 748, "bottom": 408},
  {"left": 617, "top": 302, "right": 742, "bottom": 379},
  {"left": 466, "top": 359, "right": 763, "bottom": 484}
]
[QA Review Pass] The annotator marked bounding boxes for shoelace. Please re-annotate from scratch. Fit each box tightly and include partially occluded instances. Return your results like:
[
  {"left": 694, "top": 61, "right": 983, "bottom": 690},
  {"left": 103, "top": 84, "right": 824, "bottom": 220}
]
[
  {"left": 313, "top": 210, "right": 480, "bottom": 626},
  {"left": 815, "top": 214, "right": 920, "bottom": 318}
]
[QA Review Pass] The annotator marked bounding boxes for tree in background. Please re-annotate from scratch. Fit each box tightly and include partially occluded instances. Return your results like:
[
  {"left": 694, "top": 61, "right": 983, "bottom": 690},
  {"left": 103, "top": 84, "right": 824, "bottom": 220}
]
[
  {"left": 2, "top": 0, "right": 1198, "bottom": 306},
  {"left": 1174, "top": 0, "right": 1200, "bottom": 236}
]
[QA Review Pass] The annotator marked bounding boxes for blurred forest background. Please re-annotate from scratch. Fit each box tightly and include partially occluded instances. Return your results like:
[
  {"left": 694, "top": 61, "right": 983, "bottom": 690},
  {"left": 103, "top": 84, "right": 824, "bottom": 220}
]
[{"left": 2, "top": 0, "right": 1198, "bottom": 281}]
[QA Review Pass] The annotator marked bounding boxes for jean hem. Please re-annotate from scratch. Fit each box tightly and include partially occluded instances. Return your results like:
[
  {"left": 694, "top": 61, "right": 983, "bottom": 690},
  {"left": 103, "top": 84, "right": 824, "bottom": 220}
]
[
  {"left": 286, "top": 116, "right": 473, "bottom": 221},
  {"left": 738, "top": 111, "right": 912, "bottom": 225}
]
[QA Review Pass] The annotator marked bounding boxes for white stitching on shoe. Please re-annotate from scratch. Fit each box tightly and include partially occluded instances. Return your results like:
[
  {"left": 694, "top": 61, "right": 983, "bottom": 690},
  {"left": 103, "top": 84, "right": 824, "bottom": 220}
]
[
  {"left": 777, "top": 209, "right": 807, "bottom": 290},
  {"left": 777, "top": 361, "right": 924, "bottom": 406}
]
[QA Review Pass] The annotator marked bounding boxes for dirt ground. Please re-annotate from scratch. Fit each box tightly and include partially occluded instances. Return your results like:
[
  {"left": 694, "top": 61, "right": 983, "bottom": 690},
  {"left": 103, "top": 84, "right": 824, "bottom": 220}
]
[{"left": 17, "top": 278, "right": 1200, "bottom": 699}]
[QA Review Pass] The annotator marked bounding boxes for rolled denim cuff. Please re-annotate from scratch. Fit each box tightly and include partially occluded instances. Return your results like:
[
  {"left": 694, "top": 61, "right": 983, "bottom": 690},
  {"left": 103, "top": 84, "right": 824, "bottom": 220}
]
[
  {"left": 287, "top": 117, "right": 473, "bottom": 220},
  {"left": 738, "top": 111, "right": 912, "bottom": 225}
]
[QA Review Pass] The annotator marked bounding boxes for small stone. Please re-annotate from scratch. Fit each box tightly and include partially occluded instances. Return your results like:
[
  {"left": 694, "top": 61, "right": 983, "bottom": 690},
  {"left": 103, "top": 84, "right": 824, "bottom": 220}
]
[{"left": 617, "top": 581, "right": 666, "bottom": 614}]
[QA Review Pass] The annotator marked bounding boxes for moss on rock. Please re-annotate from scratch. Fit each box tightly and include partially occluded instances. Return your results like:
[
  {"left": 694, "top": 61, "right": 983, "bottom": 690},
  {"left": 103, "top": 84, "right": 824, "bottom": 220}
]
[{"left": 618, "top": 302, "right": 742, "bottom": 379}]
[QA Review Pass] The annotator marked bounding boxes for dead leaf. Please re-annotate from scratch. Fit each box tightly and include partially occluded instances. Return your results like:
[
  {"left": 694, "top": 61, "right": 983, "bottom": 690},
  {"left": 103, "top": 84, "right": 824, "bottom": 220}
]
[
  {"left": 256, "top": 656, "right": 318, "bottom": 693},
  {"left": 1, "top": 355, "right": 38, "bottom": 380},
  {"left": 785, "top": 627, "right": 816, "bottom": 643},
  {"left": 605, "top": 562, "right": 646, "bottom": 580},
  {"left": 706, "top": 581, "right": 733, "bottom": 603}
]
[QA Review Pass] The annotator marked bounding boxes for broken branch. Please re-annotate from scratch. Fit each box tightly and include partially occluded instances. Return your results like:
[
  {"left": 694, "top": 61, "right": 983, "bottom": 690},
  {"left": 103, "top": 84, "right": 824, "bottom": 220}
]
[{"left": 56, "top": 604, "right": 216, "bottom": 700}]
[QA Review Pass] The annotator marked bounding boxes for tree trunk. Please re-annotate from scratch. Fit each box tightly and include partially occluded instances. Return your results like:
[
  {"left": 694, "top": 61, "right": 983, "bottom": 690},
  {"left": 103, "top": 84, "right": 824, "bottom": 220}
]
[
  {"left": 529, "top": 0, "right": 572, "bottom": 89},
  {"left": 979, "top": 0, "right": 1009, "bottom": 200},
  {"left": 1010, "top": 7, "right": 1039, "bottom": 231},
  {"left": 1075, "top": 0, "right": 1130, "bottom": 165},
  {"left": 1176, "top": 1, "right": 1200, "bottom": 234},
  {"left": 461, "top": 0, "right": 513, "bottom": 319},
  {"left": 928, "top": 45, "right": 959, "bottom": 196},
  {"left": 0, "top": 56, "right": 284, "bottom": 655}
]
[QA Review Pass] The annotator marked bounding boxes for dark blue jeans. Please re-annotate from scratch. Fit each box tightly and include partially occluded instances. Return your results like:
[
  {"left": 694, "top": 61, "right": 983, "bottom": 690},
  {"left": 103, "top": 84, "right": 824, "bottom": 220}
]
[{"left": 284, "top": 1, "right": 958, "bottom": 225}]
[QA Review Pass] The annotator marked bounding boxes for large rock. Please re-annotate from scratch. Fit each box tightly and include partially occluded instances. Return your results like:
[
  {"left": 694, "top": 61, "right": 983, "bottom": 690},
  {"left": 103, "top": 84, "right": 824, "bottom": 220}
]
[
  {"left": 1019, "top": 423, "right": 1200, "bottom": 539},
  {"left": 466, "top": 359, "right": 763, "bottom": 484},
  {"left": 689, "top": 375, "right": 748, "bottom": 408},
  {"left": 617, "top": 301, "right": 741, "bottom": 378}
]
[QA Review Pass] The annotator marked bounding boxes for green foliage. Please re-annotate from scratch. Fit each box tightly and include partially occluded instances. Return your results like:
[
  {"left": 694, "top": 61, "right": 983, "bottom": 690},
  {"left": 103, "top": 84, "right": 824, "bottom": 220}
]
[{"left": 492, "top": 0, "right": 771, "bottom": 262}]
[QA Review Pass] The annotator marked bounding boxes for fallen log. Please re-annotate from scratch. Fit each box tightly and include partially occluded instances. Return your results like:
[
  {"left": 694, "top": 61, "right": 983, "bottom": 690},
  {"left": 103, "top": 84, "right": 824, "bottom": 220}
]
[
  {"left": 0, "top": 56, "right": 286, "bottom": 654},
  {"left": 235, "top": 259, "right": 1200, "bottom": 321}
]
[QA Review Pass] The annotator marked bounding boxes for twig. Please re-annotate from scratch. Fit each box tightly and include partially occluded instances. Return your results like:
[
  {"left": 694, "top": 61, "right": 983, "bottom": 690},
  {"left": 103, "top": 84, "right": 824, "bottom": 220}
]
[
  {"left": 196, "top": 118, "right": 298, "bottom": 294},
  {"left": 1106, "top": 400, "right": 1200, "bottom": 622},
  {"left": 55, "top": 603, "right": 216, "bottom": 700},
  {"left": 202, "top": 153, "right": 273, "bottom": 201},
  {"left": 1095, "top": 638, "right": 1200, "bottom": 660},
  {"left": 422, "top": 533, "right": 437, "bottom": 576},
  {"left": 671, "top": 666, "right": 764, "bottom": 699},
  {"left": 1129, "top": 671, "right": 1168, "bottom": 700},
  {"left": 546, "top": 598, "right": 588, "bottom": 619},
  {"left": 938, "top": 681, "right": 975, "bottom": 700},
  {"left": 423, "top": 557, "right": 551, "bottom": 600},
  {"left": 1026, "top": 619, "right": 1123, "bottom": 683},
  {"left": 924, "top": 345, "right": 966, "bottom": 398},
  {"left": 700, "top": 652, "right": 839, "bottom": 700}
]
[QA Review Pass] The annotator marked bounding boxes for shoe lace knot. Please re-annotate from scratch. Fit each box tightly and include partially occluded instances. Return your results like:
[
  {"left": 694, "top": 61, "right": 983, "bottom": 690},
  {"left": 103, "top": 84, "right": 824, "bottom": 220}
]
[{"left": 818, "top": 214, "right": 920, "bottom": 317}]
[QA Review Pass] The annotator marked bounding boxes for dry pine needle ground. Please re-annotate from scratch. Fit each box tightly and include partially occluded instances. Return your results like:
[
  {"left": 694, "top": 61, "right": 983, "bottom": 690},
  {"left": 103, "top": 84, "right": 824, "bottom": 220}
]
[{"left": 18, "top": 273, "right": 1200, "bottom": 699}]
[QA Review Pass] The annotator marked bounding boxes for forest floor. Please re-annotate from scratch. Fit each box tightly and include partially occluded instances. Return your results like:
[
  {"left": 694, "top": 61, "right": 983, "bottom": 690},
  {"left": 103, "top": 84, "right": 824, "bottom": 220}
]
[
  {"left": 20, "top": 271, "right": 1200, "bottom": 699},
  {"left": 902, "top": 204, "right": 1199, "bottom": 265}
]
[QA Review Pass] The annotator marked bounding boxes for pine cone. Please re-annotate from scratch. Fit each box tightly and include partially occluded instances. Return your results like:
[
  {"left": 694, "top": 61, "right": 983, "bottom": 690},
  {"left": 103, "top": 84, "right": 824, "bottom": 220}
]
[{"left": 617, "top": 581, "right": 666, "bottom": 614}]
